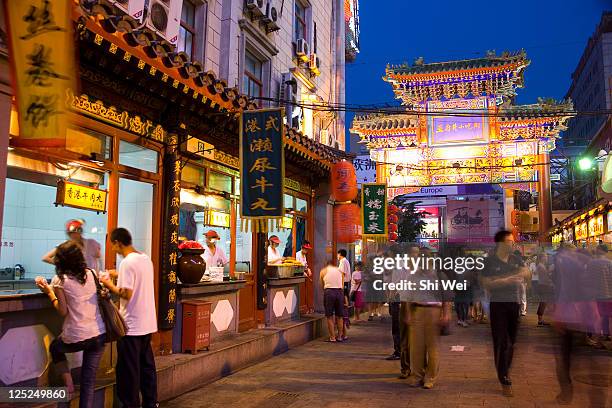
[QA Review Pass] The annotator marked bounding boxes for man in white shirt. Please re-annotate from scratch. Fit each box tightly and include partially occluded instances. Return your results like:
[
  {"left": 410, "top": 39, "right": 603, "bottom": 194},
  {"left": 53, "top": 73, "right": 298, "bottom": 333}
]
[
  {"left": 267, "top": 235, "right": 284, "bottom": 265},
  {"left": 296, "top": 240, "right": 313, "bottom": 278},
  {"left": 338, "top": 249, "right": 351, "bottom": 293},
  {"left": 101, "top": 228, "right": 158, "bottom": 408},
  {"left": 202, "top": 230, "right": 229, "bottom": 268},
  {"left": 320, "top": 260, "right": 344, "bottom": 342}
]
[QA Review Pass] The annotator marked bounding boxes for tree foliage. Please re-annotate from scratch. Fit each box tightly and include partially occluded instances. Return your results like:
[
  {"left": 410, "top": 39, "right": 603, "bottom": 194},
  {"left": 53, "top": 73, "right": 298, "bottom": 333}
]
[{"left": 391, "top": 197, "right": 427, "bottom": 243}]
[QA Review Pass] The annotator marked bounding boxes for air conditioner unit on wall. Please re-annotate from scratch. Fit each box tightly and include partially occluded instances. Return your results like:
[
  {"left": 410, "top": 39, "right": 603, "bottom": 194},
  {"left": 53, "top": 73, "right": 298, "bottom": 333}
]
[
  {"left": 145, "top": 0, "right": 183, "bottom": 45},
  {"left": 308, "top": 54, "right": 320, "bottom": 76},
  {"left": 295, "top": 39, "right": 310, "bottom": 62},
  {"left": 263, "top": 2, "right": 279, "bottom": 31},
  {"left": 246, "top": 0, "right": 266, "bottom": 17},
  {"left": 109, "top": 0, "right": 146, "bottom": 21}
]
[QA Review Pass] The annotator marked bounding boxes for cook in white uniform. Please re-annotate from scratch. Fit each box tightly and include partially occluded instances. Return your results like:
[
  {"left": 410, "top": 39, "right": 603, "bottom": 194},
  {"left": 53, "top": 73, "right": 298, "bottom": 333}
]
[
  {"left": 267, "top": 235, "right": 283, "bottom": 265},
  {"left": 296, "top": 240, "right": 313, "bottom": 278},
  {"left": 202, "top": 230, "right": 228, "bottom": 268}
]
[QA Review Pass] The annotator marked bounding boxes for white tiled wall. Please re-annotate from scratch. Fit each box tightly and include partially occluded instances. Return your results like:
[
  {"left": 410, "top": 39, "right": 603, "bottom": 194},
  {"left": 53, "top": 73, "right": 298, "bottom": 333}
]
[{"left": 0, "top": 179, "right": 107, "bottom": 279}]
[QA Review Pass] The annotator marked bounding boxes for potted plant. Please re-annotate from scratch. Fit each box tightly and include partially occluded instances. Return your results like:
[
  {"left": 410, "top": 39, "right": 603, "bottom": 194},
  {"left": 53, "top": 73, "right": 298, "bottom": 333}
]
[{"left": 177, "top": 241, "right": 206, "bottom": 284}]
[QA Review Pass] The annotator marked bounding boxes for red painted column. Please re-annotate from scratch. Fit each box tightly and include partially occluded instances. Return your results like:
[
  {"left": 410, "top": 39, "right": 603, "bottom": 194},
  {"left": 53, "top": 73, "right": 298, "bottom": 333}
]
[{"left": 538, "top": 153, "right": 552, "bottom": 242}]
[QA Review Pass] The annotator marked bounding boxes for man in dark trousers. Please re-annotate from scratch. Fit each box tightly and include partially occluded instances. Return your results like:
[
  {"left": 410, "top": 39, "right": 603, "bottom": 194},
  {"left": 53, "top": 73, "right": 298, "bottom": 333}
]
[
  {"left": 101, "top": 228, "right": 158, "bottom": 408},
  {"left": 481, "top": 230, "right": 529, "bottom": 397}
]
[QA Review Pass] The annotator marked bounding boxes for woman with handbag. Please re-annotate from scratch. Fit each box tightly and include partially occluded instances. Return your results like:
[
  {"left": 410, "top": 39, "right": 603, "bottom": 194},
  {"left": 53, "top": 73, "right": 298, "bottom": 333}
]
[{"left": 35, "top": 241, "right": 106, "bottom": 408}]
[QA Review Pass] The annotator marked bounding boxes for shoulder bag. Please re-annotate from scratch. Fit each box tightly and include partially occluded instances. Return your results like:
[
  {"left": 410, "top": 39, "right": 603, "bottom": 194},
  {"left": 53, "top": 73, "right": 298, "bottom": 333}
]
[{"left": 90, "top": 270, "right": 128, "bottom": 342}]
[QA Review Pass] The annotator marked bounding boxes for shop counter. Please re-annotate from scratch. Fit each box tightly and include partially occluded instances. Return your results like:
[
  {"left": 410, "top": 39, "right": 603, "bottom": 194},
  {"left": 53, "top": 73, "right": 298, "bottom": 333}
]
[
  {"left": 265, "top": 276, "right": 306, "bottom": 326},
  {"left": 173, "top": 280, "right": 246, "bottom": 353}
]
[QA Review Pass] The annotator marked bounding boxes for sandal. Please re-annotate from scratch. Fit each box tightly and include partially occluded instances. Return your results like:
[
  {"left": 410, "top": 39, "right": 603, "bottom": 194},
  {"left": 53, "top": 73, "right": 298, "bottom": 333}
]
[{"left": 325, "top": 338, "right": 337, "bottom": 342}]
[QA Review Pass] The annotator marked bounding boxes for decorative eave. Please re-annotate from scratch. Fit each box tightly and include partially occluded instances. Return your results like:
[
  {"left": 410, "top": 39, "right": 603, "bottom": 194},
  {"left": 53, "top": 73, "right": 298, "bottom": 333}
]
[
  {"left": 76, "top": 10, "right": 252, "bottom": 114},
  {"left": 497, "top": 99, "right": 575, "bottom": 142},
  {"left": 384, "top": 51, "right": 531, "bottom": 104}
]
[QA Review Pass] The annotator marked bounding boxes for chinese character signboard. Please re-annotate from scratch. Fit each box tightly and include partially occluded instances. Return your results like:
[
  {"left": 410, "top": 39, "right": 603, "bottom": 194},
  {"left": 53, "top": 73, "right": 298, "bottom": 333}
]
[
  {"left": 5, "top": 0, "right": 75, "bottom": 148},
  {"left": 207, "top": 210, "right": 230, "bottom": 228},
  {"left": 158, "top": 134, "right": 181, "bottom": 330},
  {"left": 361, "top": 183, "right": 387, "bottom": 241},
  {"left": 240, "top": 109, "right": 285, "bottom": 232},
  {"left": 55, "top": 180, "right": 107, "bottom": 213},
  {"left": 430, "top": 116, "right": 488, "bottom": 145}
]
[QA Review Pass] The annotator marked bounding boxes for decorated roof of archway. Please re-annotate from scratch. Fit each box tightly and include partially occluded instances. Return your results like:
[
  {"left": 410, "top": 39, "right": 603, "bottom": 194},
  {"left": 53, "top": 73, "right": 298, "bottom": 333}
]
[
  {"left": 351, "top": 52, "right": 576, "bottom": 187},
  {"left": 385, "top": 51, "right": 530, "bottom": 105}
]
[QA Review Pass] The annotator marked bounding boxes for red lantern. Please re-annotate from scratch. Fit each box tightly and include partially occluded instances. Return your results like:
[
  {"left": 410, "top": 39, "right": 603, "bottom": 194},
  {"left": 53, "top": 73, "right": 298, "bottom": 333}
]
[
  {"left": 331, "top": 160, "right": 358, "bottom": 202},
  {"left": 388, "top": 205, "right": 399, "bottom": 214},
  {"left": 334, "top": 203, "right": 360, "bottom": 243},
  {"left": 388, "top": 214, "right": 399, "bottom": 224},
  {"left": 389, "top": 232, "right": 398, "bottom": 241},
  {"left": 388, "top": 223, "right": 398, "bottom": 233}
]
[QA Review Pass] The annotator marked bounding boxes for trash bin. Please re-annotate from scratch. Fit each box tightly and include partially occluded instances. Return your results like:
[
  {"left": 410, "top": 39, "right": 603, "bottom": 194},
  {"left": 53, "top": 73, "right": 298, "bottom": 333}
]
[{"left": 181, "top": 300, "right": 211, "bottom": 354}]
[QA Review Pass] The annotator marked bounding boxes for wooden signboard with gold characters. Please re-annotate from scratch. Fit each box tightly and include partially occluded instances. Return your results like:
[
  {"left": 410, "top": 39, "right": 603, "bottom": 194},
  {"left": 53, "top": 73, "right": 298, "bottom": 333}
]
[{"left": 55, "top": 180, "right": 108, "bottom": 213}]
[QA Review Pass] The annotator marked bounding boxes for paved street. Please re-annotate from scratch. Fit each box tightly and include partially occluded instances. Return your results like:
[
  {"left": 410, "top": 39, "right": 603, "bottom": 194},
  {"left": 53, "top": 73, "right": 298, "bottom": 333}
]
[{"left": 163, "top": 310, "right": 610, "bottom": 408}]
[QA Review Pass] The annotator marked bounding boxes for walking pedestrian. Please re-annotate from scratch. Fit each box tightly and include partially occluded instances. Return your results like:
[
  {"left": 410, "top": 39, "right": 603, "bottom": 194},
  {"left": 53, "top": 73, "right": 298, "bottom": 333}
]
[
  {"left": 481, "top": 230, "right": 530, "bottom": 397},
  {"left": 535, "top": 253, "right": 553, "bottom": 326},
  {"left": 35, "top": 241, "right": 106, "bottom": 408},
  {"left": 321, "top": 259, "right": 345, "bottom": 342},
  {"left": 338, "top": 249, "right": 352, "bottom": 294},
  {"left": 350, "top": 262, "right": 365, "bottom": 321},
  {"left": 405, "top": 247, "right": 449, "bottom": 389},
  {"left": 100, "top": 228, "right": 158, "bottom": 408}
]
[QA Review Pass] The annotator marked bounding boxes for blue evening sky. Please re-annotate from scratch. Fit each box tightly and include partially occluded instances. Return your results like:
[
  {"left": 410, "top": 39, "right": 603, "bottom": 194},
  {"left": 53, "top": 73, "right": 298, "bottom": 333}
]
[{"left": 346, "top": 0, "right": 610, "bottom": 150}]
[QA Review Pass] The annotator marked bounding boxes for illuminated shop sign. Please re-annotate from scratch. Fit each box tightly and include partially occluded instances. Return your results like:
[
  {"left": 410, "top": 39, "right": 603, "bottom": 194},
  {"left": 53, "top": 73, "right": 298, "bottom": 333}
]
[{"left": 55, "top": 180, "right": 108, "bottom": 213}]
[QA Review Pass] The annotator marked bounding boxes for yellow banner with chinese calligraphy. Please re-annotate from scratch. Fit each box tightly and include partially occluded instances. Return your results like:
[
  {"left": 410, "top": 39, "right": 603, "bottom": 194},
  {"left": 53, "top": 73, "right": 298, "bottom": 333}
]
[
  {"left": 240, "top": 108, "right": 285, "bottom": 233},
  {"left": 207, "top": 210, "right": 231, "bottom": 228},
  {"left": 55, "top": 180, "right": 108, "bottom": 213},
  {"left": 5, "top": 0, "right": 75, "bottom": 148}
]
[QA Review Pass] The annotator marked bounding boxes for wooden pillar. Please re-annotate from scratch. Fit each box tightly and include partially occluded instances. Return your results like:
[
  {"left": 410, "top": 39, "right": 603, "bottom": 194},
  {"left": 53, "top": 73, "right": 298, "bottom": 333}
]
[
  {"left": 157, "top": 129, "right": 183, "bottom": 353},
  {"left": 538, "top": 153, "right": 552, "bottom": 242}
]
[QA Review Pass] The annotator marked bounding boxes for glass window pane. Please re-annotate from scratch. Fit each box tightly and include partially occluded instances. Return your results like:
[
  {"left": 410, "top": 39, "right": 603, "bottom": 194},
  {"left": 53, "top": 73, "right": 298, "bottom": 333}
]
[
  {"left": 117, "top": 178, "right": 153, "bottom": 262},
  {"left": 236, "top": 205, "right": 252, "bottom": 268},
  {"left": 66, "top": 127, "right": 111, "bottom": 160},
  {"left": 284, "top": 194, "right": 294, "bottom": 210},
  {"left": 119, "top": 141, "right": 158, "bottom": 173},
  {"left": 296, "top": 197, "right": 307, "bottom": 213},
  {"left": 182, "top": 164, "right": 205, "bottom": 185},
  {"left": 273, "top": 220, "right": 293, "bottom": 258},
  {"left": 296, "top": 218, "right": 306, "bottom": 252},
  {"left": 0, "top": 177, "right": 108, "bottom": 280},
  {"left": 208, "top": 171, "right": 232, "bottom": 194},
  {"left": 184, "top": 31, "right": 193, "bottom": 59},
  {"left": 182, "top": 1, "right": 195, "bottom": 25}
]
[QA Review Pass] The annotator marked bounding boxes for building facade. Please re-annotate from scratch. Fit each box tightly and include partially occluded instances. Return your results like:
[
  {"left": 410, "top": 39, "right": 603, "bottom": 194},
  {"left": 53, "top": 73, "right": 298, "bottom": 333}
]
[
  {"left": 180, "top": 0, "right": 353, "bottom": 150},
  {"left": 552, "top": 12, "right": 612, "bottom": 210}
]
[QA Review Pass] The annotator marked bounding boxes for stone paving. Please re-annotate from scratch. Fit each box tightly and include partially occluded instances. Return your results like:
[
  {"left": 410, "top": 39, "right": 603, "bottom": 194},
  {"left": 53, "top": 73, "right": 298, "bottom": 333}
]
[{"left": 162, "top": 310, "right": 611, "bottom": 408}]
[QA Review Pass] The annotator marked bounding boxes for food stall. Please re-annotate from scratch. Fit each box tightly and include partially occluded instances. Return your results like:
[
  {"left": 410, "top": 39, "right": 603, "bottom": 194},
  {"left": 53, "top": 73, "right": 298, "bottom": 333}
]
[{"left": 264, "top": 257, "right": 306, "bottom": 326}]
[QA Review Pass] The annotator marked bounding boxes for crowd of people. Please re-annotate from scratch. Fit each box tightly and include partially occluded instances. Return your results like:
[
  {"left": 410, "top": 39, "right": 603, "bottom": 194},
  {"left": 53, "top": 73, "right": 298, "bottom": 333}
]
[{"left": 321, "top": 230, "right": 612, "bottom": 403}]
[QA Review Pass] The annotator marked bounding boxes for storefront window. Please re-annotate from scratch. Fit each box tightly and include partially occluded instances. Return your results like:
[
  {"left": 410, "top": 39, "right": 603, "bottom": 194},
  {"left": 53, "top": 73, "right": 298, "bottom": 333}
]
[
  {"left": 117, "top": 178, "right": 153, "bottom": 261},
  {"left": 1, "top": 173, "right": 108, "bottom": 280},
  {"left": 208, "top": 171, "right": 232, "bottom": 194},
  {"left": 66, "top": 128, "right": 111, "bottom": 160},
  {"left": 182, "top": 164, "right": 205, "bottom": 185},
  {"left": 296, "top": 197, "right": 308, "bottom": 213},
  {"left": 119, "top": 141, "right": 158, "bottom": 173},
  {"left": 235, "top": 204, "right": 252, "bottom": 270},
  {"left": 284, "top": 193, "right": 294, "bottom": 210},
  {"left": 276, "top": 215, "right": 293, "bottom": 257}
]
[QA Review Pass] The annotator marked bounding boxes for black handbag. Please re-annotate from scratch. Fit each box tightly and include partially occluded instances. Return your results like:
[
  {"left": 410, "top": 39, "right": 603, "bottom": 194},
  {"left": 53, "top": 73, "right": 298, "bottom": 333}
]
[{"left": 90, "top": 270, "right": 128, "bottom": 342}]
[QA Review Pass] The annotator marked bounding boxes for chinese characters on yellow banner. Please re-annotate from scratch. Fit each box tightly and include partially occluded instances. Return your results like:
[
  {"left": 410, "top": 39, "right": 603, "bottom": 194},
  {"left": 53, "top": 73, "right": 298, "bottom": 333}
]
[
  {"left": 5, "top": 0, "right": 75, "bottom": 147},
  {"left": 240, "top": 109, "right": 285, "bottom": 232},
  {"left": 55, "top": 180, "right": 107, "bottom": 213}
]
